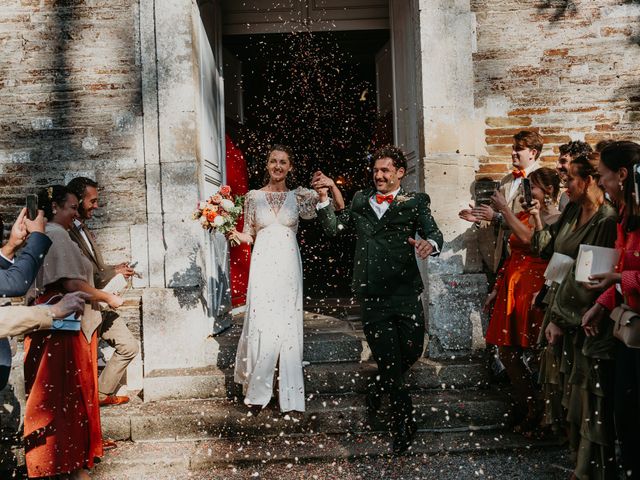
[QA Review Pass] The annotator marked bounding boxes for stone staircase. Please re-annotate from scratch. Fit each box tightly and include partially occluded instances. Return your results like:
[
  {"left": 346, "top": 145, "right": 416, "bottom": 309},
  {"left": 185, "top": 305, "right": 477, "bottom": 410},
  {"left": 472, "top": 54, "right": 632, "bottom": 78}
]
[{"left": 87, "top": 311, "right": 534, "bottom": 477}]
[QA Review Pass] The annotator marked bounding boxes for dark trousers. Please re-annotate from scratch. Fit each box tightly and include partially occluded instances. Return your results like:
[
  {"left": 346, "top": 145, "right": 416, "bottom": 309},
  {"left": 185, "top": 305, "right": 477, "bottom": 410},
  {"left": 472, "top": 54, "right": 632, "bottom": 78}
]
[
  {"left": 615, "top": 341, "right": 640, "bottom": 479},
  {"left": 360, "top": 295, "right": 424, "bottom": 422}
]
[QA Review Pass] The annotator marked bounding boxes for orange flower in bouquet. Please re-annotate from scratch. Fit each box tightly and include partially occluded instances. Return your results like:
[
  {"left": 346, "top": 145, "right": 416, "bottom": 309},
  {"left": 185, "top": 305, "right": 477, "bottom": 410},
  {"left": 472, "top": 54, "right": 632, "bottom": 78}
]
[{"left": 192, "top": 185, "right": 244, "bottom": 246}]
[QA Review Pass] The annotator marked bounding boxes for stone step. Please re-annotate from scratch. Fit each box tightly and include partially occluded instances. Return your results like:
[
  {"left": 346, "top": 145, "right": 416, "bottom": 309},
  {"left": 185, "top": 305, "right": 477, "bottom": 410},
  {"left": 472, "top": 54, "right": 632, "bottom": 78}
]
[
  {"left": 216, "top": 331, "right": 364, "bottom": 368},
  {"left": 230, "top": 356, "right": 489, "bottom": 397},
  {"left": 90, "top": 430, "right": 563, "bottom": 479},
  {"left": 142, "top": 356, "right": 489, "bottom": 402},
  {"left": 101, "top": 389, "right": 508, "bottom": 442},
  {"left": 215, "top": 326, "right": 365, "bottom": 368}
]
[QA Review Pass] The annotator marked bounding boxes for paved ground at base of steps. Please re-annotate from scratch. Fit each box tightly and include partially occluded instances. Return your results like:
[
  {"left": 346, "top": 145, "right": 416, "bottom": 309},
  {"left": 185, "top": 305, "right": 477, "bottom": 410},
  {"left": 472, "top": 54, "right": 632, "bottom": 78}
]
[
  {"left": 90, "top": 445, "right": 572, "bottom": 480},
  {"left": 86, "top": 429, "right": 570, "bottom": 480}
]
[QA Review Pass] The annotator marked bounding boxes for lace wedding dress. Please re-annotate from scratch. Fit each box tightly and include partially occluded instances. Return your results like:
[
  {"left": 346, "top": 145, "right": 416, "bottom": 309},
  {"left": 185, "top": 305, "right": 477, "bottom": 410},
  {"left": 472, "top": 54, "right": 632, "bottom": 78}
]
[{"left": 234, "top": 187, "right": 318, "bottom": 412}]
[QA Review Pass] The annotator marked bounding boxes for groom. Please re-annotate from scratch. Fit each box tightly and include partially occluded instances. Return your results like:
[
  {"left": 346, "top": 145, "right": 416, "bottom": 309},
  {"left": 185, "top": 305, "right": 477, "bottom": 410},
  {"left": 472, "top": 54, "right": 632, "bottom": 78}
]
[{"left": 313, "top": 145, "right": 443, "bottom": 454}]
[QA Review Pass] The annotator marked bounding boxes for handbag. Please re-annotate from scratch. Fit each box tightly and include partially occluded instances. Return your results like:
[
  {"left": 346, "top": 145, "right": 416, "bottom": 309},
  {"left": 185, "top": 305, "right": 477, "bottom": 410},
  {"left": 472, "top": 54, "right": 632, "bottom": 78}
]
[{"left": 610, "top": 303, "right": 640, "bottom": 348}]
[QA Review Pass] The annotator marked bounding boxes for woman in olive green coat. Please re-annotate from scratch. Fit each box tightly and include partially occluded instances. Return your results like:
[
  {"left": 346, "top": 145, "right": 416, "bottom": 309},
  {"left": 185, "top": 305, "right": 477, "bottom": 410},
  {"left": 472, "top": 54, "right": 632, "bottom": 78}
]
[{"left": 530, "top": 153, "right": 618, "bottom": 480}]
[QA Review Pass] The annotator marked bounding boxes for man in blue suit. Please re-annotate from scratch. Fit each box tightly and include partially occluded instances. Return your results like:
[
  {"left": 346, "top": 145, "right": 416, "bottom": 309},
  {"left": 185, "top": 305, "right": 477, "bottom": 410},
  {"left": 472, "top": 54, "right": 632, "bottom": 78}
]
[{"left": 0, "top": 208, "right": 52, "bottom": 390}]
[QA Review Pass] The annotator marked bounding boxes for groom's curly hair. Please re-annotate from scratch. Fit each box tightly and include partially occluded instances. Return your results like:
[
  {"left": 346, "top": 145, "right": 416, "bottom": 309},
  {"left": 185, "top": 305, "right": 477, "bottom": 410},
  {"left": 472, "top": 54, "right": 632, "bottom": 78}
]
[{"left": 371, "top": 145, "right": 407, "bottom": 171}]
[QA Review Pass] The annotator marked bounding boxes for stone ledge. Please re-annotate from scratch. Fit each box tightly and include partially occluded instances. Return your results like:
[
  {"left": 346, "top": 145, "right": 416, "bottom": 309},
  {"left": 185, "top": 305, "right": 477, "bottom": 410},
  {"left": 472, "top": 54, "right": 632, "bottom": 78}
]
[
  {"left": 100, "top": 389, "right": 508, "bottom": 442},
  {"left": 142, "top": 366, "right": 227, "bottom": 403}
]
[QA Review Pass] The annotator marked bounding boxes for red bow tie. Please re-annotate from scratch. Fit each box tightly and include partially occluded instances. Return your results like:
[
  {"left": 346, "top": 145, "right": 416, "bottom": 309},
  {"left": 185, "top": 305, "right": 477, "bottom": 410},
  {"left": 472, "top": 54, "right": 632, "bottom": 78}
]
[
  {"left": 375, "top": 194, "right": 394, "bottom": 204},
  {"left": 512, "top": 169, "right": 526, "bottom": 179}
]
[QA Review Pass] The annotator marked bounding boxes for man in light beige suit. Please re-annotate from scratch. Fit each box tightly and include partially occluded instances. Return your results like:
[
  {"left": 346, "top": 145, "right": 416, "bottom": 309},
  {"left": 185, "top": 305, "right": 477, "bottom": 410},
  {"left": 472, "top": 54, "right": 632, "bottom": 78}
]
[
  {"left": 67, "top": 177, "right": 138, "bottom": 407},
  {"left": 460, "top": 130, "right": 544, "bottom": 274}
]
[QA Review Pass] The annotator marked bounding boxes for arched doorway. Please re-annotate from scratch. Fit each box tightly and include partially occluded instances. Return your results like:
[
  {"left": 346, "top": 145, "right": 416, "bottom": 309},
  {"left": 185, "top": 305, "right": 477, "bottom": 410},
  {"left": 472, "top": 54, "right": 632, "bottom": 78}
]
[{"left": 196, "top": 0, "right": 423, "bottom": 308}]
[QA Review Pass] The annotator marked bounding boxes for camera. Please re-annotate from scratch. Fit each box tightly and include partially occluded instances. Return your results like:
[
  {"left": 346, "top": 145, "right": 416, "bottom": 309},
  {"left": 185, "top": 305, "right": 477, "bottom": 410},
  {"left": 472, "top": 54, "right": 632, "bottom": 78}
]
[{"left": 474, "top": 180, "right": 500, "bottom": 207}]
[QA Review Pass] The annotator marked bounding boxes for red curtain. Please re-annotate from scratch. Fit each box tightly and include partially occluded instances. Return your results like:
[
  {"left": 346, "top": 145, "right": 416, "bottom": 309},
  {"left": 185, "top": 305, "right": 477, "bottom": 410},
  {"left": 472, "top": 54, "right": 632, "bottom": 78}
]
[{"left": 225, "top": 134, "right": 251, "bottom": 307}]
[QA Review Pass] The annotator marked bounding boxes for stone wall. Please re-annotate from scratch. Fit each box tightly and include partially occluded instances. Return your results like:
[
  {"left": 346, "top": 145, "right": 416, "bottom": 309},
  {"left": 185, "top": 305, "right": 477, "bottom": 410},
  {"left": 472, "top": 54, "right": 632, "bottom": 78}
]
[
  {"left": 0, "top": 0, "right": 145, "bottom": 264},
  {"left": 472, "top": 0, "right": 640, "bottom": 178},
  {"left": 0, "top": 0, "right": 147, "bottom": 412}
]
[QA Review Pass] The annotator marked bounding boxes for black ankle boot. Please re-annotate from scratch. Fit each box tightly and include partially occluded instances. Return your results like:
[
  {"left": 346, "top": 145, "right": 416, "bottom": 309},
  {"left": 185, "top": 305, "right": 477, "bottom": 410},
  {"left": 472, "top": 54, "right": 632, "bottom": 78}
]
[
  {"left": 365, "top": 389, "right": 382, "bottom": 415},
  {"left": 392, "top": 416, "right": 417, "bottom": 455}
]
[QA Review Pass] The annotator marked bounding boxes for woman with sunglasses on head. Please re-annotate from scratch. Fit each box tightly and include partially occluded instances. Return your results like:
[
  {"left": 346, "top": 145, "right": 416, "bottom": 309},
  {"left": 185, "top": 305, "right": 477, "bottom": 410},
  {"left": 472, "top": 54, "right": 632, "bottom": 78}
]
[
  {"left": 581, "top": 141, "right": 640, "bottom": 479},
  {"left": 530, "top": 153, "right": 617, "bottom": 480}
]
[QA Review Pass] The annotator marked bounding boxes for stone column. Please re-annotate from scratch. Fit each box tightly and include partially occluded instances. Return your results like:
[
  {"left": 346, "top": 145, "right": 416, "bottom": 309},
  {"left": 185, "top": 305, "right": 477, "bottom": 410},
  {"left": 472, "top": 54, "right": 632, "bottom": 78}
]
[
  {"left": 138, "top": 0, "right": 222, "bottom": 401},
  {"left": 418, "top": 0, "right": 488, "bottom": 358}
]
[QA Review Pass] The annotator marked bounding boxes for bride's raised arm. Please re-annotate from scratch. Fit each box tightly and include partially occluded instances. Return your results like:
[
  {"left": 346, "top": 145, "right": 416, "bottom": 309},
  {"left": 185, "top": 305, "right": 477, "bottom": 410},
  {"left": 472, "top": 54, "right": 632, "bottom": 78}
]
[{"left": 310, "top": 171, "right": 345, "bottom": 211}]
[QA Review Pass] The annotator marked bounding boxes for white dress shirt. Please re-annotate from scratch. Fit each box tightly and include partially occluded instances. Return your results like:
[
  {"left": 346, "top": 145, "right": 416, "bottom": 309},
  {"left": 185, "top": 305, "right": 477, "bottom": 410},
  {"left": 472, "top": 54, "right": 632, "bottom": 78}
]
[
  {"left": 73, "top": 219, "right": 95, "bottom": 257},
  {"left": 508, "top": 163, "right": 538, "bottom": 202}
]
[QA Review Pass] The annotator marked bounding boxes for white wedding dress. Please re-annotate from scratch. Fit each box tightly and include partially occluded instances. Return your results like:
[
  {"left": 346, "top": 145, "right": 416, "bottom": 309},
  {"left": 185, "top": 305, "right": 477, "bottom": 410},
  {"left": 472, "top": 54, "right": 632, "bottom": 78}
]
[{"left": 234, "top": 187, "right": 318, "bottom": 412}]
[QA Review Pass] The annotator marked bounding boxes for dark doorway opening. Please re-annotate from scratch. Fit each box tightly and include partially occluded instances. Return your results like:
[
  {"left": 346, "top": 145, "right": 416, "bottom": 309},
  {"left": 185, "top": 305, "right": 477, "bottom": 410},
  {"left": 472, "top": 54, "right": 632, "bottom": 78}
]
[{"left": 223, "top": 30, "right": 391, "bottom": 300}]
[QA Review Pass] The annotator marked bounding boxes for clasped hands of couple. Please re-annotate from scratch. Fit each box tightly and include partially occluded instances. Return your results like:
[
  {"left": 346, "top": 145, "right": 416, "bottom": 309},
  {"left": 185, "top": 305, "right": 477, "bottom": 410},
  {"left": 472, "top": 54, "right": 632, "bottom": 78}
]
[{"left": 460, "top": 190, "right": 615, "bottom": 345}]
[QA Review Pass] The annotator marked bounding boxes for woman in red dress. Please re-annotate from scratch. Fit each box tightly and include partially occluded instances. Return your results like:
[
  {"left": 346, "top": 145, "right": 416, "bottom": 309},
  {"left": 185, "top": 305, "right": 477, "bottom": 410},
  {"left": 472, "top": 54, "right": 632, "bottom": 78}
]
[
  {"left": 484, "top": 167, "right": 561, "bottom": 434},
  {"left": 24, "top": 186, "right": 123, "bottom": 479}
]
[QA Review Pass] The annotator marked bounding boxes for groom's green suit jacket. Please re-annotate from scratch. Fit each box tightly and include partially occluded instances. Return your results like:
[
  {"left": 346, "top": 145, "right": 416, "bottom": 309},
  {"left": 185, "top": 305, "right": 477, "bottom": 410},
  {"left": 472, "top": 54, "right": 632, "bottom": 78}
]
[{"left": 317, "top": 188, "right": 443, "bottom": 297}]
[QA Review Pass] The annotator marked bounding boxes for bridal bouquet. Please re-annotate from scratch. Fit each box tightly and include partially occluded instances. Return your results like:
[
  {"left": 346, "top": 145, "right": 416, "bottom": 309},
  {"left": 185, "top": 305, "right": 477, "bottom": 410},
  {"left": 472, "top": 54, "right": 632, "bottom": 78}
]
[{"left": 192, "top": 185, "right": 244, "bottom": 245}]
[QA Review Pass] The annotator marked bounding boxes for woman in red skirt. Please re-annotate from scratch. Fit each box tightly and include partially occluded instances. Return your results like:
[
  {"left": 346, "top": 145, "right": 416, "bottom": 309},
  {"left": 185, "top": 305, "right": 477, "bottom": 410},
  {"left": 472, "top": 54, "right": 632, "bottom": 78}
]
[
  {"left": 485, "top": 168, "right": 561, "bottom": 434},
  {"left": 24, "top": 185, "right": 123, "bottom": 479}
]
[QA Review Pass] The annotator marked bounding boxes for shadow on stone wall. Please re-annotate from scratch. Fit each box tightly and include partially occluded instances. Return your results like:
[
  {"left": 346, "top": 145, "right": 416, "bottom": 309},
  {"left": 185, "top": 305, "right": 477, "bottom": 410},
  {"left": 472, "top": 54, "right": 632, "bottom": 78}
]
[
  {"left": 537, "top": 0, "right": 639, "bottom": 21},
  {"left": 168, "top": 247, "right": 207, "bottom": 311}
]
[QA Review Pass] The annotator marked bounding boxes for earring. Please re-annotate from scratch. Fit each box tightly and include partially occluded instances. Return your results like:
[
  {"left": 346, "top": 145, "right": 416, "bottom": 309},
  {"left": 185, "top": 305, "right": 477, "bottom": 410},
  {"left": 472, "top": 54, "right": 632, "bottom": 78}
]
[
  {"left": 619, "top": 181, "right": 624, "bottom": 192},
  {"left": 544, "top": 195, "right": 552, "bottom": 206}
]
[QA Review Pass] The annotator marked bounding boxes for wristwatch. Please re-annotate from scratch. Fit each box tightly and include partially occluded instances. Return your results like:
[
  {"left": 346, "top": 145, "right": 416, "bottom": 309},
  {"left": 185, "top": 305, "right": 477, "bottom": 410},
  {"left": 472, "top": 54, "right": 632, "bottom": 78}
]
[
  {"left": 493, "top": 212, "right": 504, "bottom": 225},
  {"left": 52, "top": 318, "right": 65, "bottom": 330}
]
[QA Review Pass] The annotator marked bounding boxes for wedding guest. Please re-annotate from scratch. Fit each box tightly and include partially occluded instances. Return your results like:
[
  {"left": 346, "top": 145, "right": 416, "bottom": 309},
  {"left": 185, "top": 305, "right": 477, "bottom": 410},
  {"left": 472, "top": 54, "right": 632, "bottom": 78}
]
[
  {"left": 581, "top": 141, "right": 640, "bottom": 479},
  {"left": 530, "top": 154, "right": 617, "bottom": 480},
  {"left": 0, "top": 292, "right": 88, "bottom": 338},
  {"left": 459, "top": 130, "right": 543, "bottom": 274},
  {"left": 0, "top": 207, "right": 51, "bottom": 390},
  {"left": 314, "top": 145, "right": 443, "bottom": 454},
  {"left": 67, "top": 176, "right": 138, "bottom": 407},
  {"left": 23, "top": 185, "right": 123, "bottom": 480},
  {"left": 227, "top": 145, "right": 344, "bottom": 413},
  {"left": 556, "top": 141, "right": 593, "bottom": 211},
  {"left": 595, "top": 139, "right": 615, "bottom": 153},
  {"left": 484, "top": 167, "right": 561, "bottom": 435}
]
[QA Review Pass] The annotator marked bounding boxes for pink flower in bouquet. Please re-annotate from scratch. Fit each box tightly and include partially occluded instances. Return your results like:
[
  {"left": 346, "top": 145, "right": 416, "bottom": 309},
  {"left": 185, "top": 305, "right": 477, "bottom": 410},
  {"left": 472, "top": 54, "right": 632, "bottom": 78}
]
[
  {"left": 219, "top": 185, "right": 231, "bottom": 197},
  {"left": 210, "top": 194, "right": 223, "bottom": 205}
]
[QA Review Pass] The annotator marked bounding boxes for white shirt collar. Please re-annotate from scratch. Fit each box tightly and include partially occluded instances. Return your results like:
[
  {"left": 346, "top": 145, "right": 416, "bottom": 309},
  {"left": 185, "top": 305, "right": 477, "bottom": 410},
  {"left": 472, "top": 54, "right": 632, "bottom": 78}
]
[{"left": 373, "top": 187, "right": 401, "bottom": 198}]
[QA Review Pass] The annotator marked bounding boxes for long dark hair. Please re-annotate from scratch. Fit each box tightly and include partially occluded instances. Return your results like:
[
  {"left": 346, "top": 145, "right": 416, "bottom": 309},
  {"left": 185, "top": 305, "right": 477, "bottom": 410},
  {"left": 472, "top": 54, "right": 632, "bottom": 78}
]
[
  {"left": 262, "top": 144, "right": 297, "bottom": 188},
  {"left": 600, "top": 141, "right": 640, "bottom": 225},
  {"left": 37, "top": 185, "right": 74, "bottom": 221}
]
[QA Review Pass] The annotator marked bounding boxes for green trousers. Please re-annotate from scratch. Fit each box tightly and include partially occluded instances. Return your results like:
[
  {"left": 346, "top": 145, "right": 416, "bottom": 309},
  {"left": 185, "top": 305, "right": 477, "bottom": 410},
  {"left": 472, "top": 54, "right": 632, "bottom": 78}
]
[{"left": 360, "top": 295, "right": 424, "bottom": 421}]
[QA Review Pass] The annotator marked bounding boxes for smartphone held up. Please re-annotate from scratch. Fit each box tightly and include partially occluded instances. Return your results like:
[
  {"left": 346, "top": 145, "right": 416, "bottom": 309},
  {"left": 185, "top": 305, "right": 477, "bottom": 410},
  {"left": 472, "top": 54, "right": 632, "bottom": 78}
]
[
  {"left": 522, "top": 178, "right": 533, "bottom": 208},
  {"left": 26, "top": 194, "right": 38, "bottom": 220}
]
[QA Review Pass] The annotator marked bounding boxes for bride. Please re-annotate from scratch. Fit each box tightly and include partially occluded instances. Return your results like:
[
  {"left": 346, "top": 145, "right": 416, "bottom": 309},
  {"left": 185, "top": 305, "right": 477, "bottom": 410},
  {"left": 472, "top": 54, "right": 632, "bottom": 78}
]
[{"left": 228, "top": 145, "right": 344, "bottom": 412}]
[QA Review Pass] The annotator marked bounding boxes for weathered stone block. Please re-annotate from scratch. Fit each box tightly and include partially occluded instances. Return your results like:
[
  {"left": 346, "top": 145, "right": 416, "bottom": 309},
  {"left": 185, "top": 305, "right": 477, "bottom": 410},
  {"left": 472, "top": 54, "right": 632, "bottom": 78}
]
[
  {"left": 141, "top": 287, "right": 214, "bottom": 374},
  {"left": 426, "top": 273, "right": 487, "bottom": 358}
]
